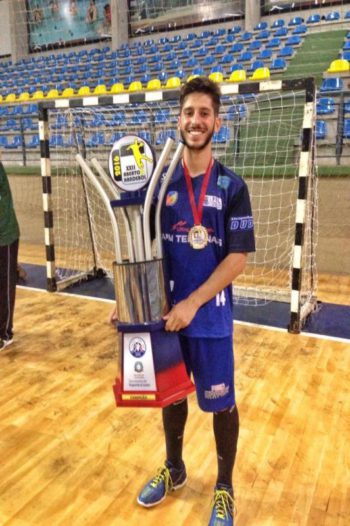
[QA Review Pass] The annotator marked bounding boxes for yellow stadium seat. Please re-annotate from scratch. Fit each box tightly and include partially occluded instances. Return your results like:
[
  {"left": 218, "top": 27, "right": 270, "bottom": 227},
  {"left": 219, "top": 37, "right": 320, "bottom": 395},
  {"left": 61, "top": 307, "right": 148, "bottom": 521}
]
[
  {"left": 327, "top": 59, "right": 350, "bottom": 74},
  {"left": 165, "top": 76, "right": 181, "bottom": 88},
  {"left": 62, "top": 87, "right": 75, "bottom": 98},
  {"left": 128, "top": 80, "right": 142, "bottom": 92},
  {"left": 187, "top": 74, "right": 199, "bottom": 82},
  {"left": 78, "top": 86, "right": 91, "bottom": 96},
  {"left": 0, "top": 94, "right": 3, "bottom": 103},
  {"left": 94, "top": 84, "right": 107, "bottom": 94},
  {"left": 229, "top": 69, "right": 246, "bottom": 83},
  {"left": 250, "top": 67, "right": 270, "bottom": 80},
  {"left": 110, "top": 82, "right": 124, "bottom": 93},
  {"left": 46, "top": 88, "right": 59, "bottom": 99},
  {"left": 32, "top": 90, "right": 45, "bottom": 100},
  {"left": 5, "top": 93, "right": 16, "bottom": 102},
  {"left": 147, "top": 78, "right": 161, "bottom": 90},
  {"left": 18, "top": 92, "right": 30, "bottom": 102},
  {"left": 209, "top": 71, "right": 224, "bottom": 83}
]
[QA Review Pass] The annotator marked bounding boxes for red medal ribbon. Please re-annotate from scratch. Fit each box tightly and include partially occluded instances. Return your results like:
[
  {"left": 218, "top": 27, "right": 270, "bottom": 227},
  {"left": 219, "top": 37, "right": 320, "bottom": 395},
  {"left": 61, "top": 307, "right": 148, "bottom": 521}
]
[{"left": 183, "top": 158, "right": 213, "bottom": 226}]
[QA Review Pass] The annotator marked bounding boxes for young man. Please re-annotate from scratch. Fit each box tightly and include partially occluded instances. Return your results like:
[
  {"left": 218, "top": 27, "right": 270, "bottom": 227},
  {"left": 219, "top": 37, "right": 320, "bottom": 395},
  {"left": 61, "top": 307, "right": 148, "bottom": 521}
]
[
  {"left": 0, "top": 161, "right": 20, "bottom": 351},
  {"left": 136, "top": 77, "right": 255, "bottom": 525}
]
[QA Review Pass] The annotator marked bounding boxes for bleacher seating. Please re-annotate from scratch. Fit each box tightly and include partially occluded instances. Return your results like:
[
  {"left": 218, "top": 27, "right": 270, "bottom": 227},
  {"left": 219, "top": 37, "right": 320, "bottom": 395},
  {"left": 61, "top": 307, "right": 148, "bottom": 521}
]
[
  {"left": 316, "top": 97, "right": 336, "bottom": 115},
  {"left": 343, "top": 119, "right": 350, "bottom": 138},
  {"left": 320, "top": 77, "right": 344, "bottom": 92},
  {"left": 315, "top": 120, "right": 327, "bottom": 140}
]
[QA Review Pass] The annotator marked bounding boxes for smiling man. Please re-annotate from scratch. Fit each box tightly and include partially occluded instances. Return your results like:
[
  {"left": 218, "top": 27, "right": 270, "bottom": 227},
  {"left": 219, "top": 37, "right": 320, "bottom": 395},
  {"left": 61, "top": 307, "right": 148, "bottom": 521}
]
[{"left": 135, "top": 77, "right": 256, "bottom": 525}]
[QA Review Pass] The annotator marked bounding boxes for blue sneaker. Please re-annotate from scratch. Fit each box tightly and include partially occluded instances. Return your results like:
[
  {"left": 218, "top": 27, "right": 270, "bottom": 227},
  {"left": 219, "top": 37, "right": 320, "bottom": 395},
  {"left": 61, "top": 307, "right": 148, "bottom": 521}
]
[
  {"left": 137, "top": 461, "right": 187, "bottom": 508},
  {"left": 208, "top": 485, "right": 235, "bottom": 526}
]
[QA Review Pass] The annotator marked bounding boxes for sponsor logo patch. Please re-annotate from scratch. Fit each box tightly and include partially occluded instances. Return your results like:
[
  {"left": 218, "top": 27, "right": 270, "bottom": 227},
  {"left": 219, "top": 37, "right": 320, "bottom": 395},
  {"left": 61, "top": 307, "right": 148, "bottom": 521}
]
[
  {"left": 166, "top": 191, "right": 178, "bottom": 206},
  {"left": 230, "top": 216, "right": 254, "bottom": 231}
]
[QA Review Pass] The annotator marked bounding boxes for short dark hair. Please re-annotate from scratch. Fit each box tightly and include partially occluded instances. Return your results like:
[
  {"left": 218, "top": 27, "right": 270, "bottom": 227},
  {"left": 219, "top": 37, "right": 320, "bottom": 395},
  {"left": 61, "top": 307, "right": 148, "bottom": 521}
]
[{"left": 179, "top": 76, "right": 221, "bottom": 115}]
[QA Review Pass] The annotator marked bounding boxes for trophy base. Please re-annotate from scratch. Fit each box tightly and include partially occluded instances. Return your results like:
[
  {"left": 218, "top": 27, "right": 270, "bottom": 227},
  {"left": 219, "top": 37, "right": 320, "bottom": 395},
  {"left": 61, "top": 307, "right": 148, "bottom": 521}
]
[{"left": 113, "top": 320, "right": 195, "bottom": 408}]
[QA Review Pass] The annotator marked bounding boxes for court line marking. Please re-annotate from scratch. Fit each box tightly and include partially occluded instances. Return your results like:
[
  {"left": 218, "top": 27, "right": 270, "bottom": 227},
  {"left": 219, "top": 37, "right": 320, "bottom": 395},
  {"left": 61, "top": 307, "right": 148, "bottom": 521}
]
[{"left": 17, "top": 285, "right": 350, "bottom": 344}]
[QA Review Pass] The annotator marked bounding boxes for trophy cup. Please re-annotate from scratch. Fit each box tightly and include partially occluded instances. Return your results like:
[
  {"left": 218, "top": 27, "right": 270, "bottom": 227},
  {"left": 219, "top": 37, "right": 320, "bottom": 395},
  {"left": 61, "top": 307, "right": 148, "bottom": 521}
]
[{"left": 77, "top": 134, "right": 195, "bottom": 408}]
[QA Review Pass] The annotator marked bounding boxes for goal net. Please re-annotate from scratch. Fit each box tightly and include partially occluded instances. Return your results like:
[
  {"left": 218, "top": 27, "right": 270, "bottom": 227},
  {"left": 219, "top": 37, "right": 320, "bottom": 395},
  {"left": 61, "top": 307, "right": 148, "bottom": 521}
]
[{"left": 40, "top": 78, "right": 317, "bottom": 332}]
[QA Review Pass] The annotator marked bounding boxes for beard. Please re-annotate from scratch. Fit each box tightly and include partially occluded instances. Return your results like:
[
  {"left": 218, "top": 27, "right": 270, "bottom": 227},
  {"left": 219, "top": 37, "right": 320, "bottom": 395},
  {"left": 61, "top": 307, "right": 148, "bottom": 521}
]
[{"left": 180, "top": 126, "right": 215, "bottom": 151}]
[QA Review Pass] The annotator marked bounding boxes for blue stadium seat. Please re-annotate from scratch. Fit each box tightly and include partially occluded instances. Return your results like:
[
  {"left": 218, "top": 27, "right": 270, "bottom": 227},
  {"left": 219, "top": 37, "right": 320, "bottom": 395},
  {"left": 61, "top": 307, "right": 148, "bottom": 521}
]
[
  {"left": 248, "top": 41, "right": 262, "bottom": 52},
  {"left": 278, "top": 46, "right": 294, "bottom": 58},
  {"left": 213, "top": 28, "right": 225, "bottom": 38},
  {"left": 220, "top": 53, "right": 234, "bottom": 66},
  {"left": 154, "top": 108, "right": 170, "bottom": 123},
  {"left": 258, "top": 49, "right": 273, "bottom": 61},
  {"left": 343, "top": 119, "right": 350, "bottom": 138},
  {"left": 156, "top": 129, "right": 176, "bottom": 144},
  {"left": 285, "top": 35, "right": 302, "bottom": 46},
  {"left": 203, "top": 55, "right": 216, "bottom": 67},
  {"left": 237, "top": 51, "right": 253, "bottom": 63},
  {"left": 27, "top": 134, "right": 40, "bottom": 148},
  {"left": 315, "top": 120, "right": 327, "bottom": 140},
  {"left": 272, "top": 19, "right": 284, "bottom": 28},
  {"left": 288, "top": 16, "right": 304, "bottom": 26},
  {"left": 270, "top": 58, "right": 287, "bottom": 71},
  {"left": 307, "top": 14, "right": 321, "bottom": 24},
  {"left": 292, "top": 25, "right": 307, "bottom": 35},
  {"left": 5, "top": 135, "right": 23, "bottom": 149},
  {"left": 344, "top": 100, "right": 350, "bottom": 114},
  {"left": 230, "top": 25, "right": 241, "bottom": 34},
  {"left": 325, "top": 11, "right": 340, "bottom": 22},
  {"left": 190, "top": 39, "right": 203, "bottom": 49},
  {"left": 86, "top": 132, "right": 105, "bottom": 148},
  {"left": 248, "top": 60, "right": 265, "bottom": 72},
  {"left": 50, "top": 134, "right": 65, "bottom": 148},
  {"left": 164, "top": 51, "right": 177, "bottom": 62},
  {"left": 192, "top": 66, "right": 205, "bottom": 76},
  {"left": 207, "top": 37, "right": 219, "bottom": 47},
  {"left": 212, "top": 44, "right": 226, "bottom": 56},
  {"left": 254, "top": 21, "right": 268, "bottom": 31},
  {"left": 179, "top": 48, "right": 191, "bottom": 59},
  {"left": 274, "top": 27, "right": 288, "bottom": 37},
  {"left": 240, "top": 32, "right": 253, "bottom": 42},
  {"left": 196, "top": 47, "right": 209, "bottom": 57},
  {"left": 320, "top": 77, "right": 343, "bottom": 93},
  {"left": 230, "top": 43, "right": 244, "bottom": 54},
  {"left": 213, "top": 126, "right": 230, "bottom": 143},
  {"left": 316, "top": 97, "right": 336, "bottom": 115},
  {"left": 0, "top": 136, "right": 8, "bottom": 147},
  {"left": 343, "top": 41, "right": 350, "bottom": 51},
  {"left": 225, "top": 104, "right": 247, "bottom": 120},
  {"left": 256, "top": 30, "right": 270, "bottom": 41},
  {"left": 138, "top": 130, "right": 152, "bottom": 143},
  {"left": 266, "top": 37, "right": 281, "bottom": 49}
]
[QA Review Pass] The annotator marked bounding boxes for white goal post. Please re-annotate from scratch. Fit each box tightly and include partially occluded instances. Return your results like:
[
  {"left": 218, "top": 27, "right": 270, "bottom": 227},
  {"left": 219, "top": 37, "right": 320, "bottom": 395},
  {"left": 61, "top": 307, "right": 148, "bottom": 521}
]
[{"left": 39, "top": 78, "right": 317, "bottom": 333}]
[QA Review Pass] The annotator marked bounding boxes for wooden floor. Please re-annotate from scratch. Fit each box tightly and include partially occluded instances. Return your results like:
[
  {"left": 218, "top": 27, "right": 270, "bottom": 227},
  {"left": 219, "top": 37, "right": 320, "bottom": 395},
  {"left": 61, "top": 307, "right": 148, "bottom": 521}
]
[{"left": 0, "top": 285, "right": 349, "bottom": 525}]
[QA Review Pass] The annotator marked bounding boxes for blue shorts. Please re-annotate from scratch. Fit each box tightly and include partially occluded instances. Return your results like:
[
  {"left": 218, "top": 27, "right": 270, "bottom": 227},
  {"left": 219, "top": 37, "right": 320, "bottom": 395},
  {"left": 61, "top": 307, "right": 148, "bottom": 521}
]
[{"left": 179, "top": 334, "right": 235, "bottom": 412}]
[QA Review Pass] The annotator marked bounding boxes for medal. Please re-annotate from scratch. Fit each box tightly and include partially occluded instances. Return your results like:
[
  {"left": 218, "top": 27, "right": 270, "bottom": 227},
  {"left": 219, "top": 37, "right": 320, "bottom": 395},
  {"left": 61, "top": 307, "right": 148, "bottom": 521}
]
[
  {"left": 188, "top": 224, "right": 209, "bottom": 250},
  {"left": 183, "top": 158, "right": 213, "bottom": 250}
]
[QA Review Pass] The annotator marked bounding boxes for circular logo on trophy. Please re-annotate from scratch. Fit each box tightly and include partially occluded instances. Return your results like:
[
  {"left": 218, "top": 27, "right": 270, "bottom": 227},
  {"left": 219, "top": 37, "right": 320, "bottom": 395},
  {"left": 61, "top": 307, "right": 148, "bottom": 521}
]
[
  {"left": 129, "top": 337, "right": 146, "bottom": 358},
  {"left": 134, "top": 361, "right": 144, "bottom": 373},
  {"left": 109, "top": 134, "right": 155, "bottom": 192}
]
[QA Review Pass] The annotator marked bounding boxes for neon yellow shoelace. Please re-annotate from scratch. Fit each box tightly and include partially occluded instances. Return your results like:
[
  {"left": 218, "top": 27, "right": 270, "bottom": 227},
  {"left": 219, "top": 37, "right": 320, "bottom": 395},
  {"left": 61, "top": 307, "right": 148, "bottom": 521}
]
[
  {"left": 213, "top": 489, "right": 234, "bottom": 519},
  {"left": 150, "top": 466, "right": 173, "bottom": 492}
]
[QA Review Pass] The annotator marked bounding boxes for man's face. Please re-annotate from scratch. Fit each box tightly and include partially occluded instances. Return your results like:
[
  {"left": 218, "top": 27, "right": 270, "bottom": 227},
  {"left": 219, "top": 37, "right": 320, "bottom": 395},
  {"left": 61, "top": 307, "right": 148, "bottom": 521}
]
[{"left": 178, "top": 92, "right": 221, "bottom": 151}]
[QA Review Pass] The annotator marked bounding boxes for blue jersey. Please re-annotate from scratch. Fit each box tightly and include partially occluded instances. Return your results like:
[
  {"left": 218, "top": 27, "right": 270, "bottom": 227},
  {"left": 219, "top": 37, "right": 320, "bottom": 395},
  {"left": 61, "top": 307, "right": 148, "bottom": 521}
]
[{"left": 161, "top": 159, "right": 255, "bottom": 338}]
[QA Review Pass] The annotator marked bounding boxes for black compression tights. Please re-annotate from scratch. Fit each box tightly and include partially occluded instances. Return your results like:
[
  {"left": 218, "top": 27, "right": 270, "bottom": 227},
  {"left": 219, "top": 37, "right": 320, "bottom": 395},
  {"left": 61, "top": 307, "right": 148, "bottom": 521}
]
[
  {"left": 162, "top": 398, "right": 188, "bottom": 469},
  {"left": 213, "top": 404, "right": 240, "bottom": 488}
]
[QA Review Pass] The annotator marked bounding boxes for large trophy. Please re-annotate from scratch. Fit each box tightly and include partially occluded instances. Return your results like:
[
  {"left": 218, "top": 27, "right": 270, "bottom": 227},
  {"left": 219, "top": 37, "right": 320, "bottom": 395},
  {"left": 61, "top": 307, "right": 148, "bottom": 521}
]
[{"left": 76, "top": 135, "right": 195, "bottom": 407}]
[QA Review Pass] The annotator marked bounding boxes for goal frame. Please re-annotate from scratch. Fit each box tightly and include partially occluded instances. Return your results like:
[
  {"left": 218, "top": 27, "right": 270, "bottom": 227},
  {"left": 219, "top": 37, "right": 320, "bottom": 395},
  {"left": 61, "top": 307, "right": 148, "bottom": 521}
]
[{"left": 38, "top": 77, "right": 316, "bottom": 333}]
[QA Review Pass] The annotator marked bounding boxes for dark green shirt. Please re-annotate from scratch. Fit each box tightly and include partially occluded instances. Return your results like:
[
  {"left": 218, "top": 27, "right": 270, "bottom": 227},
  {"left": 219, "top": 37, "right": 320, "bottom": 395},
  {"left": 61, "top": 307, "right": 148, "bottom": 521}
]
[{"left": 0, "top": 162, "right": 20, "bottom": 246}]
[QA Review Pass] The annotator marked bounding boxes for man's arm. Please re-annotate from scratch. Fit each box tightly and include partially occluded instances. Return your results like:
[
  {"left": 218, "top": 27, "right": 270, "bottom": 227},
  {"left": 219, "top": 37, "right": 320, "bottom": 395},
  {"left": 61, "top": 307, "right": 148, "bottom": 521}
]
[{"left": 163, "top": 252, "right": 247, "bottom": 332}]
